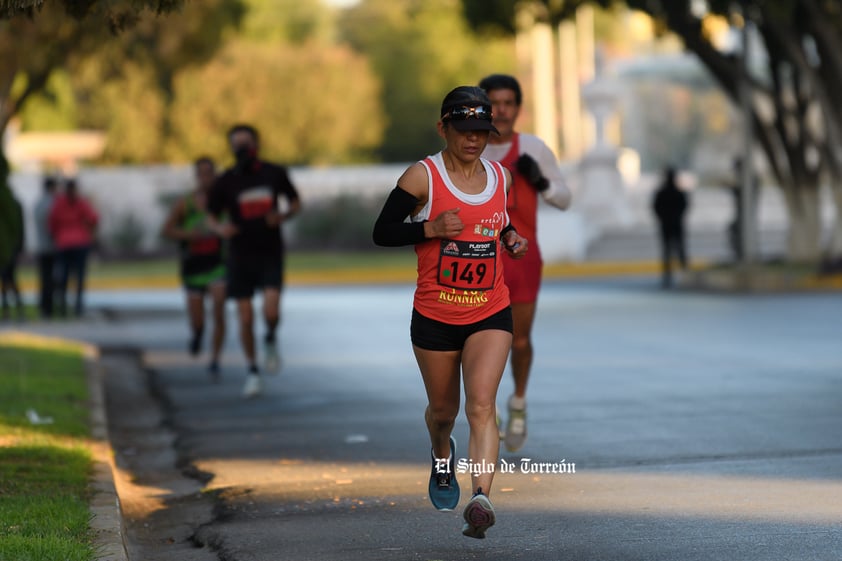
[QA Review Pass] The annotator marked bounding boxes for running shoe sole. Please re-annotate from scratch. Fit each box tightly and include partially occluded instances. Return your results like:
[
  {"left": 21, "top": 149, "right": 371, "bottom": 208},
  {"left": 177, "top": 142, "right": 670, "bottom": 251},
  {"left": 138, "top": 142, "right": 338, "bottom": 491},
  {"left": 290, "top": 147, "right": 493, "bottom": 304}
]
[{"left": 462, "top": 494, "right": 495, "bottom": 539}]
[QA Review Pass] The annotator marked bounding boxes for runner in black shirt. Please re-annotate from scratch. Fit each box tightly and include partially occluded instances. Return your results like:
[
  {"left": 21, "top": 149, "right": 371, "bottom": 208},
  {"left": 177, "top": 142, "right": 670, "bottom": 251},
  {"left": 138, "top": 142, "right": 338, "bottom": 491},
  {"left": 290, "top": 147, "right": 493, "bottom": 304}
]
[{"left": 208, "top": 124, "right": 301, "bottom": 398}]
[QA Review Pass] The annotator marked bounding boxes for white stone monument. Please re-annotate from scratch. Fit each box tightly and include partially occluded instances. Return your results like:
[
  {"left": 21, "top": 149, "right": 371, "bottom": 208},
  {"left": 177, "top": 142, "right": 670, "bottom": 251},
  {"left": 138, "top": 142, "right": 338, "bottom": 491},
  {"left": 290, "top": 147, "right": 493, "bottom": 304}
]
[{"left": 578, "top": 75, "right": 632, "bottom": 239}]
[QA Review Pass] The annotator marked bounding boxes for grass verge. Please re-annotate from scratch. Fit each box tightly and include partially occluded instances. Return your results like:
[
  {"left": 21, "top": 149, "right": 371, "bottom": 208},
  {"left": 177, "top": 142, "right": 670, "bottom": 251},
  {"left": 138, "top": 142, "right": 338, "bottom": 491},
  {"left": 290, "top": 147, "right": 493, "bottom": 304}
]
[{"left": 0, "top": 334, "right": 95, "bottom": 561}]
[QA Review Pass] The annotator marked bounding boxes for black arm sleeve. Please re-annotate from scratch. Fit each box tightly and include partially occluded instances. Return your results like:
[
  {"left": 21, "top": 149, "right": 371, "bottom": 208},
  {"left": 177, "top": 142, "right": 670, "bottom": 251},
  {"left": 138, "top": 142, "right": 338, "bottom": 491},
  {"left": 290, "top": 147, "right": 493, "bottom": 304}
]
[
  {"left": 372, "top": 187, "right": 428, "bottom": 247},
  {"left": 499, "top": 223, "right": 516, "bottom": 239}
]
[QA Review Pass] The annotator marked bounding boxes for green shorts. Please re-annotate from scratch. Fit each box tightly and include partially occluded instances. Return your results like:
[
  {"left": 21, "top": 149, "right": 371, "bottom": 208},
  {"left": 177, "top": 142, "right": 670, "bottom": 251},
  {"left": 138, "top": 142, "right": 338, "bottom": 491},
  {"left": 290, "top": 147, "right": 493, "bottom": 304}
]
[{"left": 183, "top": 264, "right": 226, "bottom": 293}]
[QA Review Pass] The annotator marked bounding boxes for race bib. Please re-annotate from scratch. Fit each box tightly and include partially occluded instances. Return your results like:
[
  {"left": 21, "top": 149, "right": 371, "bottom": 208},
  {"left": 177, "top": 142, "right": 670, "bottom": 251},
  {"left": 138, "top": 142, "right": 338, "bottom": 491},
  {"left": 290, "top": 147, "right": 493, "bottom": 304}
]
[
  {"left": 188, "top": 236, "right": 221, "bottom": 255},
  {"left": 437, "top": 239, "right": 496, "bottom": 291},
  {"left": 237, "top": 186, "right": 274, "bottom": 219}
]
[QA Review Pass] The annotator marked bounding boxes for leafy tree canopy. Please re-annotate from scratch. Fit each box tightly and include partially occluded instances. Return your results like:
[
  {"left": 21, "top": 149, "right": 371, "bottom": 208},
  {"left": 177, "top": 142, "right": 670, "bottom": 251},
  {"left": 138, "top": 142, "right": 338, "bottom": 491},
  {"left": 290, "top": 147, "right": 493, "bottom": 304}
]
[
  {"left": 44, "top": 0, "right": 383, "bottom": 165},
  {"left": 340, "top": 0, "right": 516, "bottom": 161},
  {"left": 166, "top": 40, "right": 384, "bottom": 166},
  {"left": 1, "top": 0, "right": 186, "bottom": 29}
]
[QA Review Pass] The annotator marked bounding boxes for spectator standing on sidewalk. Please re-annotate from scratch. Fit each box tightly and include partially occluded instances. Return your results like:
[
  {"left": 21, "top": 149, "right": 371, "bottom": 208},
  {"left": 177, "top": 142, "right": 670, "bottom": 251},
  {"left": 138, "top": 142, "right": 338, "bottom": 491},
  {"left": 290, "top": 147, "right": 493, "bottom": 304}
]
[
  {"left": 49, "top": 178, "right": 99, "bottom": 317},
  {"left": 162, "top": 157, "right": 227, "bottom": 379},
  {"left": 34, "top": 176, "right": 58, "bottom": 318},
  {"left": 479, "top": 73, "right": 572, "bottom": 453},
  {"left": 207, "top": 124, "right": 301, "bottom": 399},
  {"left": 652, "top": 166, "right": 689, "bottom": 288}
]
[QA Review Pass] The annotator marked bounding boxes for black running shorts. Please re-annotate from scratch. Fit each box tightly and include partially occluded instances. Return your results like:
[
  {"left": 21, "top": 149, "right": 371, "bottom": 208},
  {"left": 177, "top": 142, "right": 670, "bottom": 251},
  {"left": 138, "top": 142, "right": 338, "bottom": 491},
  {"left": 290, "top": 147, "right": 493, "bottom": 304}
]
[
  {"left": 226, "top": 254, "right": 283, "bottom": 299},
  {"left": 410, "top": 306, "right": 513, "bottom": 351}
]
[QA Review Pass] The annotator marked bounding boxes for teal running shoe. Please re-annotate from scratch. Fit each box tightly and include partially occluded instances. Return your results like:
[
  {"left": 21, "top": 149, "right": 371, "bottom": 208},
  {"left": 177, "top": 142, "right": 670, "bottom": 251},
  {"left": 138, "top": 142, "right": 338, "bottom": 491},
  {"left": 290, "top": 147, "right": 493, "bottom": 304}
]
[{"left": 428, "top": 436, "right": 459, "bottom": 511}]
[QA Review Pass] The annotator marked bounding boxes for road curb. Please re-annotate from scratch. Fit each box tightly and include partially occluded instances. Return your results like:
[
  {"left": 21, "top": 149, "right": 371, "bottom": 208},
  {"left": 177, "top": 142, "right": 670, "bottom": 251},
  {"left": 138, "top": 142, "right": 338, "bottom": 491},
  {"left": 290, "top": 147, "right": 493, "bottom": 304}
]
[{"left": 86, "top": 354, "right": 131, "bottom": 561}]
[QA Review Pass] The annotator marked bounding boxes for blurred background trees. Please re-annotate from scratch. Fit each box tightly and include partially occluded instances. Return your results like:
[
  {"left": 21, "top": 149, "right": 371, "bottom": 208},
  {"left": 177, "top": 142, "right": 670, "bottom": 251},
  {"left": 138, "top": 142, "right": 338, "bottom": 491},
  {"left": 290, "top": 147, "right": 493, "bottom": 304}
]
[
  {"left": 1, "top": 0, "right": 242, "bottom": 165},
  {"left": 462, "top": 0, "right": 842, "bottom": 263},
  {"left": 6, "top": 0, "right": 516, "bottom": 166},
  {"left": 338, "top": 0, "right": 515, "bottom": 161},
  {"left": 5, "top": 0, "right": 842, "bottom": 263},
  {"left": 623, "top": 0, "right": 842, "bottom": 266}
]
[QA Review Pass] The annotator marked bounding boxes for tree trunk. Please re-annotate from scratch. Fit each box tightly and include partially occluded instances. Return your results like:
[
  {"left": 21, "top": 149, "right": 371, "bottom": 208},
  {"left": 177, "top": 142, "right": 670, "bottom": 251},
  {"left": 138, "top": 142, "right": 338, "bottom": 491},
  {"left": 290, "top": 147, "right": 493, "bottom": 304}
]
[
  {"left": 780, "top": 185, "right": 823, "bottom": 262},
  {"left": 825, "top": 181, "right": 842, "bottom": 262}
]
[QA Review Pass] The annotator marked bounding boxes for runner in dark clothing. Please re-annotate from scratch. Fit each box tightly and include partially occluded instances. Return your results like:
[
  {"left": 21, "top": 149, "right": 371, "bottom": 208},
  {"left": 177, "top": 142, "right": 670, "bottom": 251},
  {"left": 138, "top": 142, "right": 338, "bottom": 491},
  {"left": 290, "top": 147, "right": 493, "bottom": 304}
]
[
  {"left": 162, "top": 157, "right": 227, "bottom": 379},
  {"left": 207, "top": 124, "right": 301, "bottom": 398}
]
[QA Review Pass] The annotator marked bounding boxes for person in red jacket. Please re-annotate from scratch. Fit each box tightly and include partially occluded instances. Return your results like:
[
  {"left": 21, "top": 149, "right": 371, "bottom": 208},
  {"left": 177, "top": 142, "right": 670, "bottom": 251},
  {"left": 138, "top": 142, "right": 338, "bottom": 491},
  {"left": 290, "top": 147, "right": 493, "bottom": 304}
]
[
  {"left": 373, "top": 86, "right": 527, "bottom": 539},
  {"left": 49, "top": 178, "right": 99, "bottom": 317}
]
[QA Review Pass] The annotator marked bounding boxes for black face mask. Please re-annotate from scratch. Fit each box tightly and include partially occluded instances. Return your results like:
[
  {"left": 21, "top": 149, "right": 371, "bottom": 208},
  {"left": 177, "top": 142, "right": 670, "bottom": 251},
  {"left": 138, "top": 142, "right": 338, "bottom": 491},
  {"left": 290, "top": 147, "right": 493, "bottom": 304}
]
[{"left": 234, "top": 146, "right": 256, "bottom": 173}]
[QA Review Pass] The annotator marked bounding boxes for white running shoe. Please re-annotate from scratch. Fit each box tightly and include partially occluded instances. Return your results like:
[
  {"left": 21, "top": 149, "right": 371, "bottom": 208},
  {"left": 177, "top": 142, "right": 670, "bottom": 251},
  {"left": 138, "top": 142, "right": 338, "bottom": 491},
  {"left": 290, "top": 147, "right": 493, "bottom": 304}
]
[
  {"left": 264, "top": 340, "right": 280, "bottom": 375},
  {"left": 504, "top": 395, "right": 527, "bottom": 452},
  {"left": 242, "top": 374, "right": 263, "bottom": 399}
]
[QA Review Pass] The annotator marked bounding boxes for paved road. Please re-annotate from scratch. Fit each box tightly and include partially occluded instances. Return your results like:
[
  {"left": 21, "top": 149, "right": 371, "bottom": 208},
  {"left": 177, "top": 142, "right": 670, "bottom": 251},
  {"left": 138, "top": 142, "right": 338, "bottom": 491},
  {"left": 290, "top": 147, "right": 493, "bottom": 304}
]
[{"left": 18, "top": 278, "right": 842, "bottom": 560}]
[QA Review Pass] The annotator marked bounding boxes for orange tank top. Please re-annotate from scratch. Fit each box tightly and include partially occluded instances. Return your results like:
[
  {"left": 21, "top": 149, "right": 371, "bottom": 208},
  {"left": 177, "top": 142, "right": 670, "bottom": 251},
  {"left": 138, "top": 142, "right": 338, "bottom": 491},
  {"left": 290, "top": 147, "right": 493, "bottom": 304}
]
[{"left": 412, "top": 152, "right": 511, "bottom": 325}]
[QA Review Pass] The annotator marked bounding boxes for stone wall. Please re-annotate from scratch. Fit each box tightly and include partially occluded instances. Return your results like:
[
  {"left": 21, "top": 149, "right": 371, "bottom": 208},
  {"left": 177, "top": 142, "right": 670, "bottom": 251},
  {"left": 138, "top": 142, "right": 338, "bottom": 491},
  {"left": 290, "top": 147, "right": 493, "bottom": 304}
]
[{"left": 9, "top": 161, "right": 807, "bottom": 263}]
